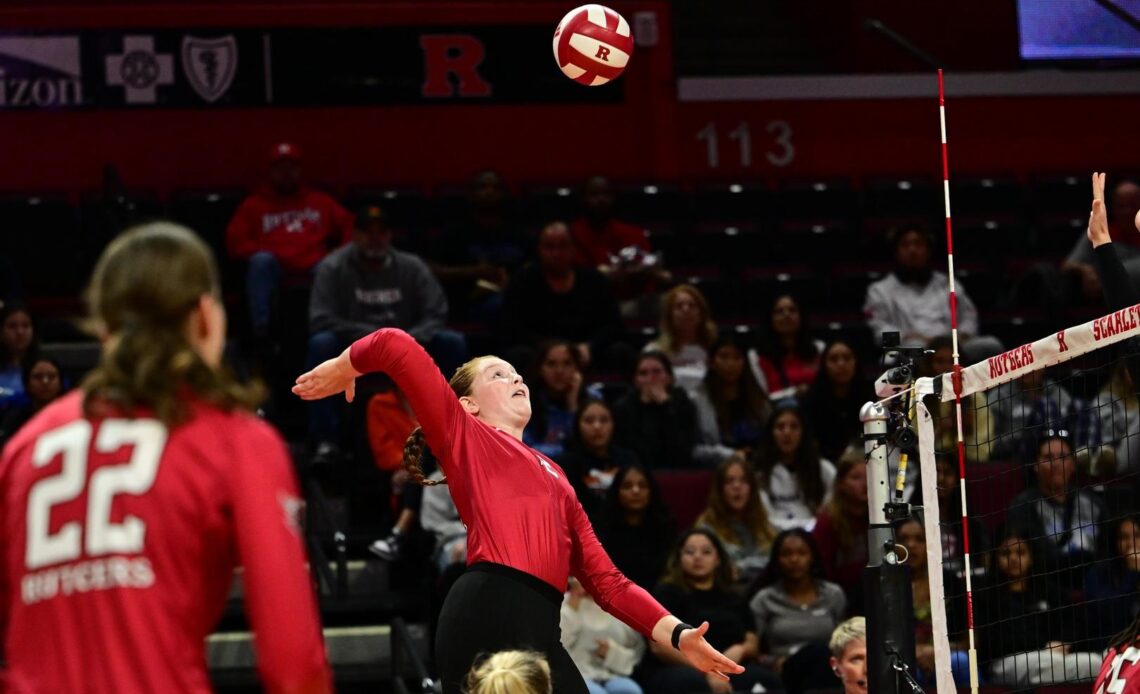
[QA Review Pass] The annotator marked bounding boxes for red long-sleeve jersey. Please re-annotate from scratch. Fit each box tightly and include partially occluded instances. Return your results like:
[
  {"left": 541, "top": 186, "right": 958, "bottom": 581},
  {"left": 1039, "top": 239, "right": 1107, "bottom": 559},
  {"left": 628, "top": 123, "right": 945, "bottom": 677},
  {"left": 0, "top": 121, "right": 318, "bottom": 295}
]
[
  {"left": 1096, "top": 645, "right": 1140, "bottom": 694},
  {"left": 0, "top": 392, "right": 331, "bottom": 694},
  {"left": 225, "top": 185, "right": 354, "bottom": 273},
  {"left": 350, "top": 329, "right": 669, "bottom": 637}
]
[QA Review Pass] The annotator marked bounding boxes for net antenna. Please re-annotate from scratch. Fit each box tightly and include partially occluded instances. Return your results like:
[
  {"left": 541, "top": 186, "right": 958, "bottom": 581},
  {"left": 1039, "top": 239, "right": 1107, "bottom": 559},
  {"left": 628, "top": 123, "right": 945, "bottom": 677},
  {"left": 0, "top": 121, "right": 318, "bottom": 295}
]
[{"left": 938, "top": 67, "right": 981, "bottom": 694}]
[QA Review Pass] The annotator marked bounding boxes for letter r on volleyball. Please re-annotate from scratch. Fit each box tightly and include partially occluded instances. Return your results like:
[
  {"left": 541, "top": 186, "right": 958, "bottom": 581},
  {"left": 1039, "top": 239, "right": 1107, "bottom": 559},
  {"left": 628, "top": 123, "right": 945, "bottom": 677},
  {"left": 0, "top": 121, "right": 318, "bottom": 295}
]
[{"left": 553, "top": 4, "right": 634, "bottom": 86}]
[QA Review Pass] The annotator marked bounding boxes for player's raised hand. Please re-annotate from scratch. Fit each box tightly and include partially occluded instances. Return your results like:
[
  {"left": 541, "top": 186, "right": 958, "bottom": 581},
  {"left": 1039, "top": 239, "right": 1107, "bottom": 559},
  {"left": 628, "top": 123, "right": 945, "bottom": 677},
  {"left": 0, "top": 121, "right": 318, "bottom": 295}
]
[
  {"left": 678, "top": 622, "right": 746, "bottom": 680},
  {"left": 1089, "top": 171, "right": 1111, "bottom": 248},
  {"left": 293, "top": 349, "right": 360, "bottom": 402}
]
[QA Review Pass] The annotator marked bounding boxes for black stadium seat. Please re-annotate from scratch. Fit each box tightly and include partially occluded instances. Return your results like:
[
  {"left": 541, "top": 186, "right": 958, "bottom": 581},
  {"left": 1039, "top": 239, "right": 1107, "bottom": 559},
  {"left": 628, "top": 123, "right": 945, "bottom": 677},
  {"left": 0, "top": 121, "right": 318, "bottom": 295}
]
[{"left": 0, "top": 193, "right": 86, "bottom": 296}]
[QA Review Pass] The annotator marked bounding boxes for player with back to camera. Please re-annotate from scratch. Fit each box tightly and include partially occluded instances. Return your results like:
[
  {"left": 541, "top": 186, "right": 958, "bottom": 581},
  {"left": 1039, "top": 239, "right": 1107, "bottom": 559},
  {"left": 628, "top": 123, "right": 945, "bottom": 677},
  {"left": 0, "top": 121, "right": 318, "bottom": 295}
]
[
  {"left": 0, "top": 223, "right": 332, "bottom": 693},
  {"left": 294, "top": 328, "right": 745, "bottom": 694},
  {"left": 830, "top": 617, "right": 868, "bottom": 694}
]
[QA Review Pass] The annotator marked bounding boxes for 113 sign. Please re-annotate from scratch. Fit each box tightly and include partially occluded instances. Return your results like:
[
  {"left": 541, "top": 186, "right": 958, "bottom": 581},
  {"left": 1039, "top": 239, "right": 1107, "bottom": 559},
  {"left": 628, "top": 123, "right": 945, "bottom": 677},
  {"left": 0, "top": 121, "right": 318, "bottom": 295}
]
[{"left": 695, "top": 120, "right": 795, "bottom": 169}]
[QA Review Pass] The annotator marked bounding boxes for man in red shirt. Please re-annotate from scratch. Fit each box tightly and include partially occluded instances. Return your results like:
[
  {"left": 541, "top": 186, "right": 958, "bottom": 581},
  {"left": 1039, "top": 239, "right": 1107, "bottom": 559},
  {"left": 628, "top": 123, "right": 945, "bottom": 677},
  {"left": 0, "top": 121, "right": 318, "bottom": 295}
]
[
  {"left": 1, "top": 222, "right": 331, "bottom": 693},
  {"left": 226, "top": 142, "right": 354, "bottom": 342},
  {"left": 568, "top": 176, "right": 670, "bottom": 318}
]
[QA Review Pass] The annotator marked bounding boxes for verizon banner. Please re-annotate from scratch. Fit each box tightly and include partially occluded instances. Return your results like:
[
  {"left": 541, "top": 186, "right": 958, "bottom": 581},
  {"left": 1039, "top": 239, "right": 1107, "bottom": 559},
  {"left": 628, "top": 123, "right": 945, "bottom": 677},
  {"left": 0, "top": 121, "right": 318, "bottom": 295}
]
[
  {"left": 939, "top": 303, "right": 1140, "bottom": 402},
  {"left": 0, "top": 27, "right": 620, "bottom": 109}
]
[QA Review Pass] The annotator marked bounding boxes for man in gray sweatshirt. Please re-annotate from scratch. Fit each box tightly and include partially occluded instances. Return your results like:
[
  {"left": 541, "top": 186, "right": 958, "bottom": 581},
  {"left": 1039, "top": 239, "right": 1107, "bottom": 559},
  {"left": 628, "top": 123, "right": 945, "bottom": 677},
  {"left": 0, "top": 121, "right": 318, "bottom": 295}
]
[{"left": 306, "top": 204, "right": 467, "bottom": 462}]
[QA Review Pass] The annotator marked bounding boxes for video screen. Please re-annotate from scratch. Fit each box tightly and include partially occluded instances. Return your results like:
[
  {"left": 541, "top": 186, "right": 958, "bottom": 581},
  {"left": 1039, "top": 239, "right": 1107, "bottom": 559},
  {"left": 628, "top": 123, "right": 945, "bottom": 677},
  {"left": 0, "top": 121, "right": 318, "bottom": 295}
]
[{"left": 1018, "top": 0, "right": 1140, "bottom": 59}]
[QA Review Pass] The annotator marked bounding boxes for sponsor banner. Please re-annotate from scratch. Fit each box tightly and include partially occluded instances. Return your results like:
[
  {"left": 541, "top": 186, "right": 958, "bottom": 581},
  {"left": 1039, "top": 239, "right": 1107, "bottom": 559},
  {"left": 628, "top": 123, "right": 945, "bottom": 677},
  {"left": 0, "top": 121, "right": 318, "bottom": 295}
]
[
  {"left": 0, "top": 27, "right": 619, "bottom": 109},
  {"left": 939, "top": 302, "right": 1140, "bottom": 401},
  {"left": 0, "top": 35, "right": 84, "bottom": 108}
]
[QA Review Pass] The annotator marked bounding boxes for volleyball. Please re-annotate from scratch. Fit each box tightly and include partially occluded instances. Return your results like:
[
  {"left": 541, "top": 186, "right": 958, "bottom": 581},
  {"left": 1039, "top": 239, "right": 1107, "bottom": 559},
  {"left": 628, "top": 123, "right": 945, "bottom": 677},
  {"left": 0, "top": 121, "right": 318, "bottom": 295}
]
[{"left": 552, "top": 4, "right": 634, "bottom": 86}]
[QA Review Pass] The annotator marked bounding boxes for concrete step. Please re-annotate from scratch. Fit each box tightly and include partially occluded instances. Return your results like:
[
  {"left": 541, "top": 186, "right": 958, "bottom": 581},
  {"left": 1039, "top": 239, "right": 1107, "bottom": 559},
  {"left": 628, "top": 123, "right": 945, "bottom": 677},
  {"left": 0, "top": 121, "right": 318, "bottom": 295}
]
[{"left": 208, "top": 621, "right": 431, "bottom": 682}]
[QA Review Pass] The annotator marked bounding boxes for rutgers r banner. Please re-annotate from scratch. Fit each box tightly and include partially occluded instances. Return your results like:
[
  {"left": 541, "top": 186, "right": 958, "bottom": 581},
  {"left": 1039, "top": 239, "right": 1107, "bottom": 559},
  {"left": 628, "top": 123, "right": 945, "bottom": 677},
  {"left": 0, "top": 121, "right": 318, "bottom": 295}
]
[{"left": 0, "top": 27, "right": 620, "bottom": 109}]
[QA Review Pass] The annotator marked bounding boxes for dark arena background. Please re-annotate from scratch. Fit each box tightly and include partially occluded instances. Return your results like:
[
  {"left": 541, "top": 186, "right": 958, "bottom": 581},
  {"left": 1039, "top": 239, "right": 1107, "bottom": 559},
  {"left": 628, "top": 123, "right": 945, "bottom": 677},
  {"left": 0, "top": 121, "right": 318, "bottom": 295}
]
[{"left": 1, "top": 1, "right": 1140, "bottom": 693}]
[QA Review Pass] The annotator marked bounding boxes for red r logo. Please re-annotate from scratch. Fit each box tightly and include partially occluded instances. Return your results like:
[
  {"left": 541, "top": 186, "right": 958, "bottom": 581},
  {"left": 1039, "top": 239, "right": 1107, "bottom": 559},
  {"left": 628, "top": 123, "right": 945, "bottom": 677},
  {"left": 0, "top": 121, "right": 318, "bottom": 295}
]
[
  {"left": 594, "top": 46, "right": 611, "bottom": 61},
  {"left": 1056, "top": 330, "right": 1068, "bottom": 352},
  {"left": 420, "top": 35, "right": 492, "bottom": 98}
]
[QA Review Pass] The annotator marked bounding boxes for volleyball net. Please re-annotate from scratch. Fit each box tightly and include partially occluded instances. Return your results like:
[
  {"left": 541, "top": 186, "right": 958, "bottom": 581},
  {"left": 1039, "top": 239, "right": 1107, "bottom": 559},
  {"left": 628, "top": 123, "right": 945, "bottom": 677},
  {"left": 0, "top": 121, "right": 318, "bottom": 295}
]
[{"left": 896, "top": 305, "right": 1140, "bottom": 693}]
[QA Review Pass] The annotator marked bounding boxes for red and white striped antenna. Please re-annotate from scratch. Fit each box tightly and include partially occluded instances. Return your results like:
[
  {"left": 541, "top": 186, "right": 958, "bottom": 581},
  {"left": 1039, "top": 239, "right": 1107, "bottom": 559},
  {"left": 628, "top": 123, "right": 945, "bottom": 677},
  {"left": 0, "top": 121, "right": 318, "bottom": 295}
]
[{"left": 939, "top": 68, "right": 979, "bottom": 694}]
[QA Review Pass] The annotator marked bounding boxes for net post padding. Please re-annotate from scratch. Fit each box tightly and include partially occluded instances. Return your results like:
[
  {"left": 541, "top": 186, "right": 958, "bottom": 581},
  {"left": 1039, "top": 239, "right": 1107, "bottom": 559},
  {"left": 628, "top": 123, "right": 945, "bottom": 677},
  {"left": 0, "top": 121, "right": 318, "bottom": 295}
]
[
  {"left": 916, "top": 383, "right": 959, "bottom": 694},
  {"left": 939, "top": 304, "right": 1140, "bottom": 402}
]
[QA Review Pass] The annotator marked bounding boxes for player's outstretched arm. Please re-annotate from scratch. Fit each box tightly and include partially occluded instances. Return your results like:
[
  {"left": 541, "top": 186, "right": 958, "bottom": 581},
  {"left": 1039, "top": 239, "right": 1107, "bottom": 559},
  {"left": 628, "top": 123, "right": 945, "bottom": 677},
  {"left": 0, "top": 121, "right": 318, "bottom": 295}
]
[{"left": 231, "top": 425, "right": 332, "bottom": 694}]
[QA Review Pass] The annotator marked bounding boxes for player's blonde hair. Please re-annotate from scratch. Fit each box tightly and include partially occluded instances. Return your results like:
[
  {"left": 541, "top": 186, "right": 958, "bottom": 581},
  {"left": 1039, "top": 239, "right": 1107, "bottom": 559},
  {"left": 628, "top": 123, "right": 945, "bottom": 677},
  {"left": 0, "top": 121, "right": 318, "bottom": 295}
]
[
  {"left": 82, "top": 222, "right": 263, "bottom": 425},
  {"left": 829, "top": 616, "right": 866, "bottom": 658},
  {"left": 463, "top": 650, "right": 552, "bottom": 694},
  {"left": 402, "top": 355, "right": 498, "bottom": 487}
]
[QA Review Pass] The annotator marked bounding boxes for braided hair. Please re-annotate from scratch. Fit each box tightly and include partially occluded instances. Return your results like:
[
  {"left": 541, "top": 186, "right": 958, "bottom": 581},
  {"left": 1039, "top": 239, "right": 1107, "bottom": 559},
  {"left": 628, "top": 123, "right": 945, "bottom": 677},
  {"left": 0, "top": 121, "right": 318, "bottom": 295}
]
[{"left": 402, "top": 355, "right": 495, "bottom": 487}]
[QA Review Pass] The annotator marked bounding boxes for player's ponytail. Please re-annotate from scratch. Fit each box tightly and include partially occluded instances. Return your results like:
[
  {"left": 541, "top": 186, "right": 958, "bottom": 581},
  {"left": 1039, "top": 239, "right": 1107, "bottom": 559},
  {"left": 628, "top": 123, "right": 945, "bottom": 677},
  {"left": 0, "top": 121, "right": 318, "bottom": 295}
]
[
  {"left": 82, "top": 222, "right": 263, "bottom": 425},
  {"left": 402, "top": 427, "right": 444, "bottom": 486},
  {"left": 463, "top": 650, "right": 552, "bottom": 694}
]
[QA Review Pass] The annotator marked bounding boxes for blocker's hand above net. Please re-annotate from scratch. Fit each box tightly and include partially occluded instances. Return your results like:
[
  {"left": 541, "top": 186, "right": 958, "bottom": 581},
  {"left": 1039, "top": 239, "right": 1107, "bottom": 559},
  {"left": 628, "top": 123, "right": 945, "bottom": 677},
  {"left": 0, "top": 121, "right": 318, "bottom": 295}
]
[{"left": 1089, "top": 171, "right": 1111, "bottom": 248}]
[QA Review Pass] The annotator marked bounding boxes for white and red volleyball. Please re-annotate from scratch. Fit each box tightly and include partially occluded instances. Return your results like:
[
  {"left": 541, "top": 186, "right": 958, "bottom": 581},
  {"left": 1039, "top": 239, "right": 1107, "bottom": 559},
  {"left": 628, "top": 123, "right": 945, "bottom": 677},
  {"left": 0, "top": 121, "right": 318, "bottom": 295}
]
[{"left": 553, "top": 4, "right": 633, "bottom": 86}]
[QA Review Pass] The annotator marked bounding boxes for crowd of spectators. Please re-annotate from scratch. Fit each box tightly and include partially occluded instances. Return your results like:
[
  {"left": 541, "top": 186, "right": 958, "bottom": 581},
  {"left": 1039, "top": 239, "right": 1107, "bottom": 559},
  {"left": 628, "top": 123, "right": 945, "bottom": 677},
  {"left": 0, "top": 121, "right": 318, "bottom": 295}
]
[{"left": 3, "top": 147, "right": 1140, "bottom": 693}]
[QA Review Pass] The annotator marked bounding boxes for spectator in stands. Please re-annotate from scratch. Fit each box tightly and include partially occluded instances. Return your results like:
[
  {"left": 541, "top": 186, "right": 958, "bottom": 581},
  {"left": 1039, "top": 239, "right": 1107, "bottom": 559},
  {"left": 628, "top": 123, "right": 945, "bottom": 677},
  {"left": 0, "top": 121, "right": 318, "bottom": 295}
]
[
  {"left": 924, "top": 337, "right": 993, "bottom": 462},
  {"left": 306, "top": 204, "right": 465, "bottom": 463},
  {"left": 802, "top": 339, "right": 874, "bottom": 463},
  {"left": 829, "top": 617, "right": 868, "bottom": 694},
  {"left": 0, "top": 356, "right": 64, "bottom": 448},
  {"left": 369, "top": 466, "right": 426, "bottom": 562},
  {"left": 987, "top": 368, "right": 1073, "bottom": 463},
  {"left": 465, "top": 650, "right": 553, "bottom": 694},
  {"left": 694, "top": 458, "right": 778, "bottom": 589},
  {"left": 755, "top": 404, "right": 835, "bottom": 531},
  {"left": 934, "top": 454, "right": 989, "bottom": 582},
  {"left": 978, "top": 525, "right": 1100, "bottom": 687},
  {"left": 524, "top": 340, "right": 601, "bottom": 459},
  {"left": 0, "top": 303, "right": 38, "bottom": 411},
  {"left": 560, "top": 576, "right": 646, "bottom": 694},
  {"left": 560, "top": 400, "right": 640, "bottom": 519},
  {"left": 570, "top": 175, "right": 671, "bottom": 319},
  {"left": 692, "top": 335, "right": 771, "bottom": 466},
  {"left": 863, "top": 224, "right": 1001, "bottom": 362},
  {"left": 1063, "top": 177, "right": 1140, "bottom": 302},
  {"left": 502, "top": 222, "right": 628, "bottom": 371},
  {"left": 429, "top": 170, "right": 530, "bottom": 323},
  {"left": 1007, "top": 432, "right": 1105, "bottom": 581},
  {"left": 226, "top": 142, "right": 354, "bottom": 345},
  {"left": 595, "top": 464, "right": 675, "bottom": 590},
  {"left": 895, "top": 517, "right": 938, "bottom": 681},
  {"left": 422, "top": 468, "right": 467, "bottom": 577},
  {"left": 612, "top": 351, "right": 698, "bottom": 469},
  {"left": 749, "top": 295, "right": 821, "bottom": 399},
  {"left": 1097, "top": 361, "right": 1140, "bottom": 474},
  {"left": 811, "top": 449, "right": 868, "bottom": 614},
  {"left": 1084, "top": 515, "right": 1140, "bottom": 651},
  {"left": 645, "top": 284, "right": 718, "bottom": 393},
  {"left": 750, "top": 529, "right": 846, "bottom": 675},
  {"left": 648, "top": 529, "right": 783, "bottom": 694}
]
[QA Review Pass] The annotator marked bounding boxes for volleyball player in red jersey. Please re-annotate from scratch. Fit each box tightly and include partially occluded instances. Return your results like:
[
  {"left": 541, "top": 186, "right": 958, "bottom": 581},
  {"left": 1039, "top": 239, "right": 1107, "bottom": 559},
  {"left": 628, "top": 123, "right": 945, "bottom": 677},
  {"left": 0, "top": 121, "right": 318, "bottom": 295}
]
[
  {"left": 1096, "top": 611, "right": 1140, "bottom": 694},
  {"left": 294, "top": 327, "right": 745, "bottom": 693},
  {"left": 0, "top": 223, "right": 331, "bottom": 694}
]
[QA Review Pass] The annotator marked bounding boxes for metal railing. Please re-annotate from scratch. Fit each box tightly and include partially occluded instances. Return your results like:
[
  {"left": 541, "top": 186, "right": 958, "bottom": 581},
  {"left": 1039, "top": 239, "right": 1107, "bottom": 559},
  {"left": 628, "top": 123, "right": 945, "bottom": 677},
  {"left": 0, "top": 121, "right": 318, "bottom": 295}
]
[{"left": 392, "top": 617, "right": 438, "bottom": 694}]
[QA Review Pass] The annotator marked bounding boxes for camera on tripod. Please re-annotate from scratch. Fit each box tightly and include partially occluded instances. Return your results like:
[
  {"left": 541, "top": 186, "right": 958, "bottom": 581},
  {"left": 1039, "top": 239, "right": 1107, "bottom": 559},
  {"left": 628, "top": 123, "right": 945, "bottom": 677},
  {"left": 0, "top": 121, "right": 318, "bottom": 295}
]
[{"left": 873, "top": 332, "right": 931, "bottom": 453}]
